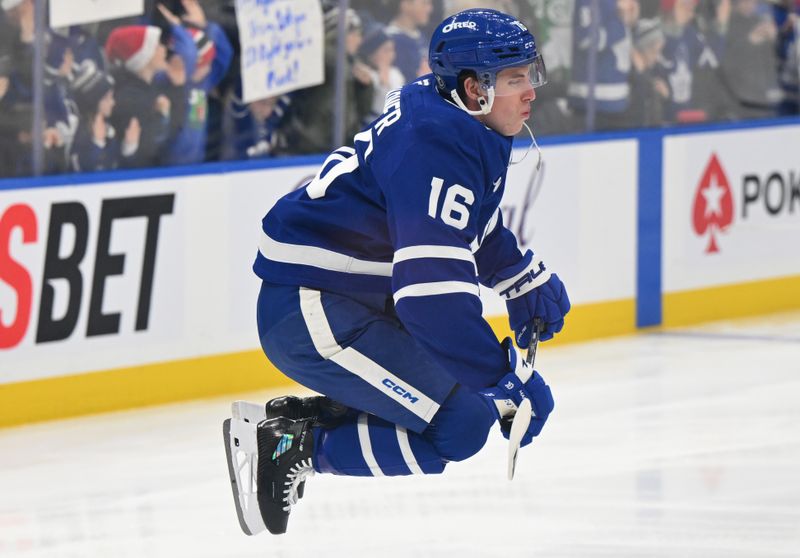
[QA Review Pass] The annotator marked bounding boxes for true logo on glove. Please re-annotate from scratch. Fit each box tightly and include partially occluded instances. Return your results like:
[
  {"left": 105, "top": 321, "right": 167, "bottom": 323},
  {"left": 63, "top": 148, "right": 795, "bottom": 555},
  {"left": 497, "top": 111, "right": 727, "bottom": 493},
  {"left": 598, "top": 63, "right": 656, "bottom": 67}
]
[{"left": 498, "top": 262, "right": 547, "bottom": 300}]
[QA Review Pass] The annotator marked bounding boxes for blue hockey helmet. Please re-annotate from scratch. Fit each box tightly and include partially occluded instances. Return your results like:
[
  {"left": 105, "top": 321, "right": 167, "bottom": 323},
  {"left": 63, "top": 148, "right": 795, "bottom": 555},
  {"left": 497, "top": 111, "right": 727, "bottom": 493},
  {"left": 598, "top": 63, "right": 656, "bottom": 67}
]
[{"left": 428, "top": 9, "right": 546, "bottom": 114}]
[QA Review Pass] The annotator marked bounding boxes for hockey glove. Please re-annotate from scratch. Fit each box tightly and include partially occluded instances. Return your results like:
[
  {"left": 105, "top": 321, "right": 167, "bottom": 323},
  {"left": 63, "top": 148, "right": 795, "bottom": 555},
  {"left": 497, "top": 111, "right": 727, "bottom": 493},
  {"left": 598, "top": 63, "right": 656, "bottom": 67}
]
[
  {"left": 479, "top": 338, "right": 555, "bottom": 448},
  {"left": 491, "top": 250, "right": 570, "bottom": 347}
]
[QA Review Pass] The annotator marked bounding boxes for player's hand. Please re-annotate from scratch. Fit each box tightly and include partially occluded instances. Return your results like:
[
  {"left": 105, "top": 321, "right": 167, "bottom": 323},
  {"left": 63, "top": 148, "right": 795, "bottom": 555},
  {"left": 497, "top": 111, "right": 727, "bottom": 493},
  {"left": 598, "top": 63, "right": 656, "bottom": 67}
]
[
  {"left": 492, "top": 249, "right": 570, "bottom": 346},
  {"left": 510, "top": 271, "right": 569, "bottom": 346},
  {"left": 479, "top": 338, "right": 554, "bottom": 447}
]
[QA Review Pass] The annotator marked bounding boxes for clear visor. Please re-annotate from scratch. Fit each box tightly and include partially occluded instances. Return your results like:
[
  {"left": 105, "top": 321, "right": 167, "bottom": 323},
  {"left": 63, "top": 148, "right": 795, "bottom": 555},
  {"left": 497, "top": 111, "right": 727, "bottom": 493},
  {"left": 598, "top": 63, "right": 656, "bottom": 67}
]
[{"left": 487, "top": 55, "right": 547, "bottom": 97}]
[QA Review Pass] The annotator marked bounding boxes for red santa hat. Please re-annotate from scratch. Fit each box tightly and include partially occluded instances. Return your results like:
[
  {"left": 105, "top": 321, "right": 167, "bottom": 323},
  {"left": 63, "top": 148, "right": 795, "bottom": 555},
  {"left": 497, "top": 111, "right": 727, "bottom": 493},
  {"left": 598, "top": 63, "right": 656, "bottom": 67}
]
[{"left": 105, "top": 25, "right": 162, "bottom": 73}]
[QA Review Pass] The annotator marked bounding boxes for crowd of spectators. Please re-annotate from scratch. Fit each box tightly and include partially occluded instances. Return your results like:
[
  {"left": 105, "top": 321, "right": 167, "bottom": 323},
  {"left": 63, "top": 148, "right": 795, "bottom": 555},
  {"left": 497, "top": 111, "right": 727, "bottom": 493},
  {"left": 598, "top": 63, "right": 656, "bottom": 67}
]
[{"left": 0, "top": 0, "right": 798, "bottom": 178}]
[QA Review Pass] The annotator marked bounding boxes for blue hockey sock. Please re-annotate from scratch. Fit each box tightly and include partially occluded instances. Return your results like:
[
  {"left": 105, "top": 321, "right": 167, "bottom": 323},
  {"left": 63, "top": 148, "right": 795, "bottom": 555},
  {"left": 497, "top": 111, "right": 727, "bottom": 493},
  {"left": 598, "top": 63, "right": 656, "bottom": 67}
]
[{"left": 313, "top": 413, "right": 446, "bottom": 476}]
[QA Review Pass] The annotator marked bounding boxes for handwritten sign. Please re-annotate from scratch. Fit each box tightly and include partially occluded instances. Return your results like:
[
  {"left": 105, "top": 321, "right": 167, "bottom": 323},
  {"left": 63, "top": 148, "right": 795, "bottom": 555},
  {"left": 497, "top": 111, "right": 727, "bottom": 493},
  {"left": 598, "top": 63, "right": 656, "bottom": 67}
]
[
  {"left": 50, "top": 0, "right": 144, "bottom": 28},
  {"left": 235, "top": 0, "right": 324, "bottom": 103}
]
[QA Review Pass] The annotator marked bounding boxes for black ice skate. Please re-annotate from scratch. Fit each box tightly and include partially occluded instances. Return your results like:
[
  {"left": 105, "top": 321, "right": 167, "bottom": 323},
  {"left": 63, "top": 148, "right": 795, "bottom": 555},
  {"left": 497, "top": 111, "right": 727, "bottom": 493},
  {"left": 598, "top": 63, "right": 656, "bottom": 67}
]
[
  {"left": 231, "top": 395, "right": 344, "bottom": 502},
  {"left": 256, "top": 417, "right": 315, "bottom": 534},
  {"left": 223, "top": 416, "right": 315, "bottom": 535}
]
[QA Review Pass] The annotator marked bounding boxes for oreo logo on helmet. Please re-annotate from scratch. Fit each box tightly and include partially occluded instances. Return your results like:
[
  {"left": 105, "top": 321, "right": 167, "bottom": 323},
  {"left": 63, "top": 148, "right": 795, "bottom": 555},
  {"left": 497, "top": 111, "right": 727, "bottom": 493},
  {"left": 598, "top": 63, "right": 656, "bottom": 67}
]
[{"left": 442, "top": 20, "right": 478, "bottom": 33}]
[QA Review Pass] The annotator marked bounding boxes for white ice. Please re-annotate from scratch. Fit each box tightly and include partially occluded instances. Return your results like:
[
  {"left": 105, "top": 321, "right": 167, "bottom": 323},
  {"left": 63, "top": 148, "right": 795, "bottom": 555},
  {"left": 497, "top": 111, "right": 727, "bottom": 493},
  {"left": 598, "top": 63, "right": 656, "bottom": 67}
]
[{"left": 1, "top": 312, "right": 799, "bottom": 557}]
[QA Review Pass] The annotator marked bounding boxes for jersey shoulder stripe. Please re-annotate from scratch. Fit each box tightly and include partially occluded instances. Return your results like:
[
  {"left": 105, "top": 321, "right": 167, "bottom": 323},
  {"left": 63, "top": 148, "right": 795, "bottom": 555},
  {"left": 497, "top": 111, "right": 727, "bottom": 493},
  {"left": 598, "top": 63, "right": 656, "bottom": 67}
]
[{"left": 259, "top": 231, "right": 392, "bottom": 277}]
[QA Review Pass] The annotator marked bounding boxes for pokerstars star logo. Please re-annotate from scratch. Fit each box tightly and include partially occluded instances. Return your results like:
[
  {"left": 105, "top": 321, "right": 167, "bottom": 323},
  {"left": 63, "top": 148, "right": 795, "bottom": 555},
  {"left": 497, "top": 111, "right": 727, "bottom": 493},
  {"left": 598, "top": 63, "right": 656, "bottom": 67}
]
[{"left": 692, "top": 153, "right": 734, "bottom": 253}]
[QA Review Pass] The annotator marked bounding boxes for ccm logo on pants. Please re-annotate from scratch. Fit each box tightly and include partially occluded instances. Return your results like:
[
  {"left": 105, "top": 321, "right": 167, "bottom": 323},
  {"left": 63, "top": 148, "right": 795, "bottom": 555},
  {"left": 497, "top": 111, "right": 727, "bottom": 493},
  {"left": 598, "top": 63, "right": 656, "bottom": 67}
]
[{"left": 382, "top": 378, "right": 420, "bottom": 403}]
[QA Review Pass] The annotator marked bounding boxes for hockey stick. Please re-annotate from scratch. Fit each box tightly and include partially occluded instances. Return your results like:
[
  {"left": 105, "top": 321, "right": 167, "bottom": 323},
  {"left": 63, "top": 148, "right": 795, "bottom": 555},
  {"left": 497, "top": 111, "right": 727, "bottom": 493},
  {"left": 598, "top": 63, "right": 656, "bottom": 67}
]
[{"left": 507, "top": 318, "right": 543, "bottom": 480}]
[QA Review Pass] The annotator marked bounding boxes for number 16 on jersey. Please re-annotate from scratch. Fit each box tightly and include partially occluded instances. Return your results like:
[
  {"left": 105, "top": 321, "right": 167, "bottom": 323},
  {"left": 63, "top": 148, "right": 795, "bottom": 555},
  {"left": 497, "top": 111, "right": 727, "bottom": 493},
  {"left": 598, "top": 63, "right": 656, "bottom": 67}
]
[{"left": 428, "top": 177, "right": 474, "bottom": 230}]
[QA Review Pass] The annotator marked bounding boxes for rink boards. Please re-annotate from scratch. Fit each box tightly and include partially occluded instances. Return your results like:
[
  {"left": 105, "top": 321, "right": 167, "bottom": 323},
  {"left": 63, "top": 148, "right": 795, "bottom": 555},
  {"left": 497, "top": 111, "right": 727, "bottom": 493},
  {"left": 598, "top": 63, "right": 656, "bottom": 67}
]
[{"left": 1, "top": 118, "right": 799, "bottom": 426}]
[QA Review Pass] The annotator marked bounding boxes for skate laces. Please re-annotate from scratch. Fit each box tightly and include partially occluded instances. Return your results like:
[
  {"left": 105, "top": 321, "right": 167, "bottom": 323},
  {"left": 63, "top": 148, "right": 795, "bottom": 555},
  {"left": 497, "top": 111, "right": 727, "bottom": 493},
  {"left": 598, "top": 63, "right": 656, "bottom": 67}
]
[{"left": 282, "top": 458, "right": 314, "bottom": 511}]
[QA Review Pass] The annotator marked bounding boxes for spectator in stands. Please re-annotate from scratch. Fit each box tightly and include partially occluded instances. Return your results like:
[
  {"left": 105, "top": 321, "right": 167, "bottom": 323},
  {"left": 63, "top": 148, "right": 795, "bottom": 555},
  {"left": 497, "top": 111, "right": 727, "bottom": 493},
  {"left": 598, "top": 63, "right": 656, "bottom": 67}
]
[
  {"left": 105, "top": 25, "right": 172, "bottom": 168},
  {"left": 69, "top": 60, "right": 123, "bottom": 172},
  {"left": 0, "top": 0, "right": 74, "bottom": 175},
  {"left": 568, "top": 0, "right": 639, "bottom": 131},
  {"left": 357, "top": 25, "right": 405, "bottom": 123},
  {"left": 274, "top": 6, "right": 373, "bottom": 155},
  {"left": 59, "top": 25, "right": 106, "bottom": 69},
  {"left": 523, "top": 0, "right": 578, "bottom": 135},
  {"left": 719, "top": 0, "right": 782, "bottom": 119},
  {"left": 386, "top": 0, "right": 433, "bottom": 83},
  {"left": 660, "top": 0, "right": 728, "bottom": 123},
  {"left": 196, "top": 0, "right": 238, "bottom": 161},
  {"left": 151, "top": 6, "right": 196, "bottom": 163},
  {"left": 627, "top": 17, "right": 671, "bottom": 126},
  {"left": 157, "top": 1, "right": 233, "bottom": 166},
  {"left": 43, "top": 29, "right": 81, "bottom": 173},
  {"left": 0, "top": 2, "right": 26, "bottom": 177},
  {"left": 225, "top": 86, "right": 290, "bottom": 160}
]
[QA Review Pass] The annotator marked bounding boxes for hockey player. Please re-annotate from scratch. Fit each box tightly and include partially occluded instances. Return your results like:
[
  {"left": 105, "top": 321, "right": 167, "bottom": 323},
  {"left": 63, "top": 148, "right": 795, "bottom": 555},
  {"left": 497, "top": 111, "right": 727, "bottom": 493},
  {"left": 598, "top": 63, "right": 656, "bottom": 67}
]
[{"left": 223, "top": 9, "right": 571, "bottom": 536}]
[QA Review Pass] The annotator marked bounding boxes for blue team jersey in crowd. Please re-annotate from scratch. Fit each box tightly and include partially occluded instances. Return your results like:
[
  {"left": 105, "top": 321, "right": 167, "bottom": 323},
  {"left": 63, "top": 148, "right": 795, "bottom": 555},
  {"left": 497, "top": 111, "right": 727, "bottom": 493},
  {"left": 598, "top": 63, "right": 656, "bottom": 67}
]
[
  {"left": 568, "top": 0, "right": 631, "bottom": 114},
  {"left": 254, "top": 76, "right": 527, "bottom": 389}
]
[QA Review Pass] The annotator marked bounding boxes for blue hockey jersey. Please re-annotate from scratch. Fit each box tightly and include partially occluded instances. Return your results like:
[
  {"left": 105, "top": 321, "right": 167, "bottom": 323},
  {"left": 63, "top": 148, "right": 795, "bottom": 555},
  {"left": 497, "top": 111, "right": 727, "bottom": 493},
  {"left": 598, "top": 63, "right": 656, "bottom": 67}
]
[{"left": 254, "top": 77, "right": 528, "bottom": 389}]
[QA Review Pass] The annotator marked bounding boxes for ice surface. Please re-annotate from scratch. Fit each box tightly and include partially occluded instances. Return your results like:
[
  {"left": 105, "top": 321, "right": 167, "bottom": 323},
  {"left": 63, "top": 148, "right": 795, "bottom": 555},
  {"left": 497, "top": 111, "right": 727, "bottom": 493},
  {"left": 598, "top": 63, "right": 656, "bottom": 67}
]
[{"left": 1, "top": 312, "right": 799, "bottom": 557}]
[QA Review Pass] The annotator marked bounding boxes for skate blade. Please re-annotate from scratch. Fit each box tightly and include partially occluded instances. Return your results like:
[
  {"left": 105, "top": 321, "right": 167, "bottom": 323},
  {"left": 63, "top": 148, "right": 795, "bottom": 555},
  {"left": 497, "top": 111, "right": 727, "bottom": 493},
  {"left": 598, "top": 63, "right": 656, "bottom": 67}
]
[
  {"left": 222, "top": 418, "right": 266, "bottom": 535},
  {"left": 231, "top": 400, "right": 267, "bottom": 423}
]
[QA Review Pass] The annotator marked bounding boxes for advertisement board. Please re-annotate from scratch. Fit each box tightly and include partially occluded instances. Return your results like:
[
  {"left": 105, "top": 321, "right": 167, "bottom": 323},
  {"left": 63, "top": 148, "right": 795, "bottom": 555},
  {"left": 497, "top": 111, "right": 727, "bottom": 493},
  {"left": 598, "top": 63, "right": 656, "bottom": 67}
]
[
  {"left": 1, "top": 140, "right": 637, "bottom": 387},
  {"left": 663, "top": 126, "right": 800, "bottom": 293}
]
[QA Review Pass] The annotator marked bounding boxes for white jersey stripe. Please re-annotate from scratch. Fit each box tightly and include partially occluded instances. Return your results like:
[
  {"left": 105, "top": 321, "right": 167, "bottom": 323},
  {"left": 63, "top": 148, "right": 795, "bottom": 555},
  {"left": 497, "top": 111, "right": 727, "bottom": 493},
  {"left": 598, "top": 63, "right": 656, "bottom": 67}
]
[
  {"left": 393, "top": 281, "right": 480, "bottom": 303},
  {"left": 299, "top": 288, "right": 441, "bottom": 423},
  {"left": 393, "top": 245, "right": 475, "bottom": 265},
  {"left": 298, "top": 288, "right": 341, "bottom": 359},
  {"left": 260, "top": 232, "right": 392, "bottom": 276},
  {"left": 396, "top": 426, "right": 425, "bottom": 475},
  {"left": 357, "top": 414, "right": 384, "bottom": 477},
  {"left": 331, "top": 349, "right": 440, "bottom": 422}
]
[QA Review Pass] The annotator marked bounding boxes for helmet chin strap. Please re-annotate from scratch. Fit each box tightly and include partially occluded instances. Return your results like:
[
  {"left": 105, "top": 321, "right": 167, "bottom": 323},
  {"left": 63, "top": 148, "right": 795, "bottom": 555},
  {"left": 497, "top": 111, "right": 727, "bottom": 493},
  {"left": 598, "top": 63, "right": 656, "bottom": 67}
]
[
  {"left": 509, "top": 122, "right": 542, "bottom": 168},
  {"left": 450, "top": 87, "right": 495, "bottom": 115}
]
